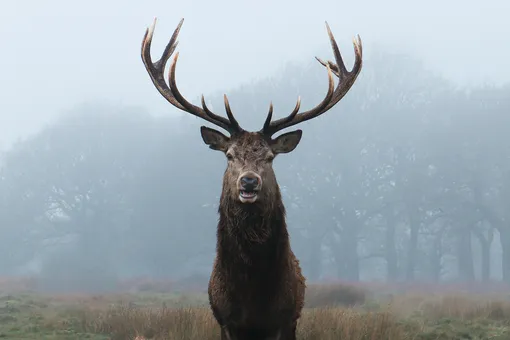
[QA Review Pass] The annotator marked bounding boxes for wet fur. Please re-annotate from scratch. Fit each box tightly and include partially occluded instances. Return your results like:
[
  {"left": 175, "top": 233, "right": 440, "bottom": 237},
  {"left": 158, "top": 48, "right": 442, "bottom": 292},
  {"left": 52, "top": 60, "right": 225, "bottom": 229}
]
[{"left": 206, "top": 132, "right": 306, "bottom": 340}]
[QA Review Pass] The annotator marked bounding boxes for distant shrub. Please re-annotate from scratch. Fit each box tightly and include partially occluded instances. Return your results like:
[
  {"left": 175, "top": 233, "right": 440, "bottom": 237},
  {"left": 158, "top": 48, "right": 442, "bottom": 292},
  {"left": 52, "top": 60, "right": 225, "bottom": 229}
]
[
  {"left": 0, "top": 276, "right": 38, "bottom": 293},
  {"left": 305, "top": 283, "right": 367, "bottom": 308},
  {"left": 37, "top": 254, "right": 118, "bottom": 294},
  {"left": 117, "top": 275, "right": 209, "bottom": 294},
  {"left": 131, "top": 279, "right": 174, "bottom": 294}
]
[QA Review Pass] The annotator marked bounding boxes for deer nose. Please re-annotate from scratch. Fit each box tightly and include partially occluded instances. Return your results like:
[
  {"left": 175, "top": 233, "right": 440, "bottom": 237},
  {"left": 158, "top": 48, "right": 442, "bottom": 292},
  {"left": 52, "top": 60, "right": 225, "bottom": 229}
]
[{"left": 240, "top": 176, "right": 259, "bottom": 191}]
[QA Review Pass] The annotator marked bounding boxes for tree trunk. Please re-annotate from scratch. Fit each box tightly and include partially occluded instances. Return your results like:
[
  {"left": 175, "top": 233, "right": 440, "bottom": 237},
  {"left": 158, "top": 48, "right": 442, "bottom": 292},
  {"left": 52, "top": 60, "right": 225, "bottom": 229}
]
[
  {"left": 405, "top": 215, "right": 419, "bottom": 281},
  {"left": 333, "top": 220, "right": 359, "bottom": 282},
  {"left": 431, "top": 235, "right": 443, "bottom": 282},
  {"left": 338, "top": 229, "right": 359, "bottom": 281},
  {"left": 385, "top": 222, "right": 399, "bottom": 281},
  {"left": 457, "top": 227, "right": 475, "bottom": 281},
  {"left": 498, "top": 227, "right": 510, "bottom": 283},
  {"left": 307, "top": 237, "right": 322, "bottom": 281},
  {"left": 472, "top": 229, "right": 491, "bottom": 282}
]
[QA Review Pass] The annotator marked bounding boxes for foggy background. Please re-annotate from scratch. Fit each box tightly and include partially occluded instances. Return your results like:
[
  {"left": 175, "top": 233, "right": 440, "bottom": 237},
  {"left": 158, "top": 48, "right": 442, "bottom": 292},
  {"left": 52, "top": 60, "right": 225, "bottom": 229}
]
[{"left": 0, "top": 0, "right": 509, "bottom": 291}]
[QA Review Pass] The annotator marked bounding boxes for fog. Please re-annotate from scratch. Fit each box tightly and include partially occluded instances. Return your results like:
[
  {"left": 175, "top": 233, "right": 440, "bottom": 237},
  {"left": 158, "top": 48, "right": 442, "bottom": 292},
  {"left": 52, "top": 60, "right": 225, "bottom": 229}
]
[
  {"left": 0, "top": 0, "right": 509, "bottom": 292},
  {"left": 1, "top": 0, "right": 509, "bottom": 149}
]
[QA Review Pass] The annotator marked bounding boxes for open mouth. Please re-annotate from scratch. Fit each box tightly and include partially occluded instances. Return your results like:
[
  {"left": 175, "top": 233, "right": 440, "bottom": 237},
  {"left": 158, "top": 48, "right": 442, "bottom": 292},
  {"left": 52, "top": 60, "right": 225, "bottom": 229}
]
[{"left": 239, "top": 190, "right": 258, "bottom": 202}]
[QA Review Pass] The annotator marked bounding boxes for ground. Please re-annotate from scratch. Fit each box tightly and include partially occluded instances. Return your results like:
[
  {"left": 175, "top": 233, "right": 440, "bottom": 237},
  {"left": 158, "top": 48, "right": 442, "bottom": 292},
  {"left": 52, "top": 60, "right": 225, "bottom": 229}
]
[{"left": 0, "top": 278, "right": 509, "bottom": 339}]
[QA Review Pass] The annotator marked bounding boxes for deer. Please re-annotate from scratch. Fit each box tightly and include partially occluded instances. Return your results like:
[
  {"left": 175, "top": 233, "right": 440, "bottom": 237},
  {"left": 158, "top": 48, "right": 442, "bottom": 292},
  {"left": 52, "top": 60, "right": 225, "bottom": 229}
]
[{"left": 141, "top": 18, "right": 362, "bottom": 340}]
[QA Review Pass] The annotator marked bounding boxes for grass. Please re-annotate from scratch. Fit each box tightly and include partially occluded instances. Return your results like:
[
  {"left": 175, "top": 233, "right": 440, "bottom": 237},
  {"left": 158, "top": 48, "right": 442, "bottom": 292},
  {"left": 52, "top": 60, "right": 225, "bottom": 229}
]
[{"left": 0, "top": 278, "right": 510, "bottom": 339}]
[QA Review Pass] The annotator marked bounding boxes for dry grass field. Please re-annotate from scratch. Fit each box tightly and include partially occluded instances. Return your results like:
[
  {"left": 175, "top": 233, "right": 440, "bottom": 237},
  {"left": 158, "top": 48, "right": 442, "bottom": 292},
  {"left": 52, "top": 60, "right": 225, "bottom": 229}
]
[{"left": 0, "top": 277, "right": 509, "bottom": 339}]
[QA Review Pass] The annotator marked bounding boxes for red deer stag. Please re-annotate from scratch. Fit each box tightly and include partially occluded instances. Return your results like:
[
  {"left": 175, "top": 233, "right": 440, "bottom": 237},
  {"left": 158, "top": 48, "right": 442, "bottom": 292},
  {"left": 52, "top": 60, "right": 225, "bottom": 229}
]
[{"left": 141, "top": 18, "right": 362, "bottom": 340}]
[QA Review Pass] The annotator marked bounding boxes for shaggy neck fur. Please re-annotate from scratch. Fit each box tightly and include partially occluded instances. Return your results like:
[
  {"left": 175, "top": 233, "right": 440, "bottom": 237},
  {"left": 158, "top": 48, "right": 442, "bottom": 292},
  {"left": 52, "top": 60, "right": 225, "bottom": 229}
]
[{"left": 216, "top": 184, "right": 290, "bottom": 271}]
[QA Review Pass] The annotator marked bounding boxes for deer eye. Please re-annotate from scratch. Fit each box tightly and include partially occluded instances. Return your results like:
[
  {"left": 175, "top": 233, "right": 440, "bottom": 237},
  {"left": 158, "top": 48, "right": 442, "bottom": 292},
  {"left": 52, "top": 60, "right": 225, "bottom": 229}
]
[{"left": 226, "top": 153, "right": 234, "bottom": 161}]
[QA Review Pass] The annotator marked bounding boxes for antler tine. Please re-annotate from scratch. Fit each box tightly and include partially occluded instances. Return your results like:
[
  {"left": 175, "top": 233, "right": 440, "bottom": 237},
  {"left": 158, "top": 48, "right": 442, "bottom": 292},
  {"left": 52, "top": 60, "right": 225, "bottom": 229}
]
[
  {"left": 261, "top": 22, "right": 363, "bottom": 137},
  {"left": 201, "top": 95, "right": 230, "bottom": 122},
  {"left": 315, "top": 57, "right": 340, "bottom": 78},
  {"left": 141, "top": 18, "right": 242, "bottom": 135},
  {"left": 167, "top": 52, "right": 233, "bottom": 128},
  {"left": 321, "top": 32, "right": 363, "bottom": 112},
  {"left": 261, "top": 96, "right": 302, "bottom": 135},
  {"left": 325, "top": 22, "right": 348, "bottom": 77},
  {"left": 261, "top": 64, "right": 335, "bottom": 135},
  {"left": 262, "top": 101, "right": 274, "bottom": 132},
  {"left": 141, "top": 18, "right": 186, "bottom": 110},
  {"left": 223, "top": 95, "right": 242, "bottom": 131}
]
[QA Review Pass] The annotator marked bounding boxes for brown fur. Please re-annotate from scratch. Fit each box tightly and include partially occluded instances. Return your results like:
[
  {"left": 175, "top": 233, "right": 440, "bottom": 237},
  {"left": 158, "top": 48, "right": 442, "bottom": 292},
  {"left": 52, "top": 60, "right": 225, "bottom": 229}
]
[{"left": 204, "top": 131, "right": 306, "bottom": 340}]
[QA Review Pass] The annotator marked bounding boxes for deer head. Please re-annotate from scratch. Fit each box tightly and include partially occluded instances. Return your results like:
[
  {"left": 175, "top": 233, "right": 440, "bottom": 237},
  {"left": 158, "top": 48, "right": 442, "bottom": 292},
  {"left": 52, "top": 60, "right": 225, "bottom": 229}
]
[{"left": 141, "top": 18, "right": 362, "bottom": 206}]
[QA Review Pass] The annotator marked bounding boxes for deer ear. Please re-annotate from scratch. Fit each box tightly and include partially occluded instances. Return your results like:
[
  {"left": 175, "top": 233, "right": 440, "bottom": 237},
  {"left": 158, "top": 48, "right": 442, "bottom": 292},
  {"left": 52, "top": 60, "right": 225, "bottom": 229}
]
[
  {"left": 200, "top": 126, "right": 230, "bottom": 152},
  {"left": 271, "top": 129, "right": 302, "bottom": 154}
]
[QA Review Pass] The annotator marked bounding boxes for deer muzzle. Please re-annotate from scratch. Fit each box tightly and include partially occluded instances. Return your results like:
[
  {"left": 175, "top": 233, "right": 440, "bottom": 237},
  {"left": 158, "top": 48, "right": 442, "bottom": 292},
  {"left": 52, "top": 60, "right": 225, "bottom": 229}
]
[{"left": 238, "top": 171, "right": 262, "bottom": 203}]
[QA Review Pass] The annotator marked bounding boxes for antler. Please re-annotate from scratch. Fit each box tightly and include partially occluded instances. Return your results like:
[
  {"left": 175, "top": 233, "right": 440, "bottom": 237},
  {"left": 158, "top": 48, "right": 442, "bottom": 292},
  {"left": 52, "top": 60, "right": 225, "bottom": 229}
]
[
  {"left": 141, "top": 18, "right": 242, "bottom": 135},
  {"left": 261, "top": 22, "right": 363, "bottom": 137}
]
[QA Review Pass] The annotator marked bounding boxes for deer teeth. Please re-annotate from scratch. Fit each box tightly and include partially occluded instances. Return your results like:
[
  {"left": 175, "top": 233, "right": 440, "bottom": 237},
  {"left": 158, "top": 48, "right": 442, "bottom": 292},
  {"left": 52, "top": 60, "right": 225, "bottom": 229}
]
[{"left": 240, "top": 191, "right": 256, "bottom": 197}]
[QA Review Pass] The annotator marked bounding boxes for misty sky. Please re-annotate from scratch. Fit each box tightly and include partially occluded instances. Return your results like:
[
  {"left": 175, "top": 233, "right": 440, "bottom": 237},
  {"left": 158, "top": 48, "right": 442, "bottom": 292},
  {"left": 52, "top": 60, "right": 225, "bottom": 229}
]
[{"left": 1, "top": 0, "right": 508, "bottom": 150}]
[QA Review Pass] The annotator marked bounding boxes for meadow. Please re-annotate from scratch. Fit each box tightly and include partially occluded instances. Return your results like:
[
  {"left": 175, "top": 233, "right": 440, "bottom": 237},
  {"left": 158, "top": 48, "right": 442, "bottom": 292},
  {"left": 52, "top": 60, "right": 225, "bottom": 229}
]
[{"left": 0, "top": 277, "right": 509, "bottom": 339}]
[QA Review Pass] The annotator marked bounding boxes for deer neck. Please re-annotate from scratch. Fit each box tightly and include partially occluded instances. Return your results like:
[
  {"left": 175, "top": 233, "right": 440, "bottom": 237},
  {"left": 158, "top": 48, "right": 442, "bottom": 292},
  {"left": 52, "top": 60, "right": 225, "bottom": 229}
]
[{"left": 216, "top": 192, "right": 289, "bottom": 266}]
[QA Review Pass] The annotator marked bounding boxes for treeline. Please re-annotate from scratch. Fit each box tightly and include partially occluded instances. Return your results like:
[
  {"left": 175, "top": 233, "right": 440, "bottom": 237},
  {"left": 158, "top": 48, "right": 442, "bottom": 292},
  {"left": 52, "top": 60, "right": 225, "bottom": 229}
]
[{"left": 0, "top": 48, "right": 509, "bottom": 290}]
